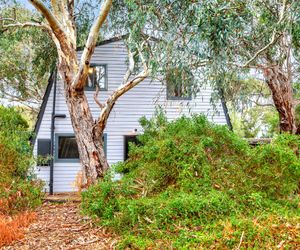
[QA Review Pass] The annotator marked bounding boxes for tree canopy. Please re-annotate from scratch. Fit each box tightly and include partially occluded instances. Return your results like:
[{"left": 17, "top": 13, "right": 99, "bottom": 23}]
[
  {"left": 110, "top": 0, "right": 300, "bottom": 134},
  {"left": 0, "top": 1, "right": 104, "bottom": 113},
  {"left": 1, "top": 0, "right": 300, "bottom": 136}
]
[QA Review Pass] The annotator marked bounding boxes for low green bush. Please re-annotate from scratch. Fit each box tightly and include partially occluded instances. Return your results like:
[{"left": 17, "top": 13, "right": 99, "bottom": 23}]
[
  {"left": 82, "top": 111, "right": 300, "bottom": 249},
  {"left": 0, "top": 106, "right": 43, "bottom": 214}
]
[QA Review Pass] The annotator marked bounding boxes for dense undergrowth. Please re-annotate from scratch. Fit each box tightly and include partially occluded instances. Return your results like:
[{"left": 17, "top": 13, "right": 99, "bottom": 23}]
[
  {"left": 0, "top": 106, "right": 42, "bottom": 246},
  {"left": 0, "top": 105, "right": 43, "bottom": 215},
  {"left": 82, "top": 111, "right": 300, "bottom": 249}
]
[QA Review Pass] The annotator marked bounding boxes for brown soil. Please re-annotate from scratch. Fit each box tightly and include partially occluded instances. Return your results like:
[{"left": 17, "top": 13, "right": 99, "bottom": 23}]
[{"left": 1, "top": 202, "right": 117, "bottom": 250}]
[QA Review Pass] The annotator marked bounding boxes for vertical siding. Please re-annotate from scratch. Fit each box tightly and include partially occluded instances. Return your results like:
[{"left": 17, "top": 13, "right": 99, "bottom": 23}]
[{"left": 34, "top": 40, "right": 227, "bottom": 193}]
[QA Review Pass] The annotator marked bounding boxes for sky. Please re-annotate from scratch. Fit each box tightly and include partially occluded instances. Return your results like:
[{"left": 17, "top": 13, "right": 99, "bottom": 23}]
[{"left": 16, "top": 0, "right": 35, "bottom": 10}]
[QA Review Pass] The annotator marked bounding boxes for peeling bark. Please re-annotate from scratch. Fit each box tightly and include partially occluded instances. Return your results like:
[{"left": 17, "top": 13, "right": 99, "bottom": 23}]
[
  {"left": 27, "top": 0, "right": 114, "bottom": 185},
  {"left": 26, "top": 0, "right": 150, "bottom": 186},
  {"left": 263, "top": 65, "right": 296, "bottom": 133},
  {"left": 66, "top": 91, "right": 109, "bottom": 186}
]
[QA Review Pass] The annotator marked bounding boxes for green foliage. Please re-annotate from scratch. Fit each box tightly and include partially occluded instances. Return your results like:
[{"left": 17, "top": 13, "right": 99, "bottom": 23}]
[
  {"left": 112, "top": 0, "right": 300, "bottom": 135},
  {"left": 0, "top": 3, "right": 106, "bottom": 113},
  {"left": 0, "top": 105, "right": 28, "bottom": 132},
  {"left": 0, "top": 5, "right": 56, "bottom": 113},
  {"left": 82, "top": 112, "right": 300, "bottom": 248},
  {"left": 224, "top": 76, "right": 280, "bottom": 138},
  {"left": 0, "top": 106, "right": 43, "bottom": 214},
  {"left": 235, "top": 106, "right": 280, "bottom": 138}
]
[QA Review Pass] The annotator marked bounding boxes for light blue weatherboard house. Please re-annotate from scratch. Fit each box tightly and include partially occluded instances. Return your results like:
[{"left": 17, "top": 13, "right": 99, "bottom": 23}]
[{"left": 31, "top": 36, "right": 231, "bottom": 193}]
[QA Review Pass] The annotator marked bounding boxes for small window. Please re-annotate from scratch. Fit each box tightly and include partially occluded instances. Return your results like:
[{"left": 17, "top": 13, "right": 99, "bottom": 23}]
[
  {"left": 124, "top": 135, "right": 139, "bottom": 160},
  {"left": 57, "top": 136, "right": 79, "bottom": 160},
  {"left": 37, "top": 139, "right": 51, "bottom": 166},
  {"left": 166, "top": 67, "right": 193, "bottom": 100},
  {"left": 86, "top": 65, "right": 107, "bottom": 91},
  {"left": 55, "top": 134, "right": 107, "bottom": 162}
]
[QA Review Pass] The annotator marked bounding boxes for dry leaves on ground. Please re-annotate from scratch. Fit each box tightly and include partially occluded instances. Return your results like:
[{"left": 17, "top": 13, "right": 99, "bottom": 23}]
[{"left": 1, "top": 202, "right": 117, "bottom": 250}]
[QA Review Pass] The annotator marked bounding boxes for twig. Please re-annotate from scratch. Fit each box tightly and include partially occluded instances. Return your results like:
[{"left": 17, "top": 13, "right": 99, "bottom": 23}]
[
  {"left": 1, "top": 21, "right": 49, "bottom": 30},
  {"left": 236, "top": 231, "right": 244, "bottom": 249},
  {"left": 0, "top": 17, "right": 16, "bottom": 22},
  {"left": 94, "top": 85, "right": 104, "bottom": 109}
]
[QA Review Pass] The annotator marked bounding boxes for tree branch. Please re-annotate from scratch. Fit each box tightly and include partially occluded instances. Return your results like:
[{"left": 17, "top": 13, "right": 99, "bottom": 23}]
[
  {"left": 28, "top": 0, "right": 63, "bottom": 37},
  {"left": 72, "top": 0, "right": 113, "bottom": 89},
  {"left": 242, "top": 0, "right": 288, "bottom": 67},
  {"left": 94, "top": 85, "right": 104, "bottom": 109},
  {"left": 0, "top": 18, "right": 15, "bottom": 22},
  {"left": 252, "top": 100, "right": 274, "bottom": 107},
  {"left": 96, "top": 47, "right": 149, "bottom": 131},
  {"left": 242, "top": 34, "right": 282, "bottom": 68},
  {"left": 1, "top": 21, "right": 50, "bottom": 31},
  {"left": 123, "top": 49, "right": 137, "bottom": 84},
  {"left": 92, "top": 42, "right": 139, "bottom": 114},
  {"left": 96, "top": 71, "right": 149, "bottom": 131}
]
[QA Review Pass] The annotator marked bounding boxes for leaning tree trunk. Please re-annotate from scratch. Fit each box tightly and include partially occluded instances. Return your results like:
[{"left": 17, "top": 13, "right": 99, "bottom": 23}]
[
  {"left": 66, "top": 91, "right": 109, "bottom": 187},
  {"left": 25, "top": 0, "right": 147, "bottom": 188},
  {"left": 263, "top": 65, "right": 296, "bottom": 133},
  {"left": 54, "top": 39, "right": 110, "bottom": 187}
]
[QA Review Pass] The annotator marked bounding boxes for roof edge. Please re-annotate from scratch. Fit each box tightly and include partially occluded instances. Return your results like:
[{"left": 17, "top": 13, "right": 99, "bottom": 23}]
[
  {"left": 76, "top": 34, "right": 128, "bottom": 51},
  {"left": 30, "top": 71, "right": 55, "bottom": 145}
]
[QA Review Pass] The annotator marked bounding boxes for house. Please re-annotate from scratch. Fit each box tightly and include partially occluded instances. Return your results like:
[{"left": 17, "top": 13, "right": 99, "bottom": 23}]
[{"left": 32, "top": 37, "right": 231, "bottom": 193}]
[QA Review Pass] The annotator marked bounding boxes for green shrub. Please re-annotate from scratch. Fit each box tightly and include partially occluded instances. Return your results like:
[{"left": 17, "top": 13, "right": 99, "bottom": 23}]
[
  {"left": 82, "top": 111, "right": 300, "bottom": 248},
  {"left": 0, "top": 106, "right": 43, "bottom": 214}
]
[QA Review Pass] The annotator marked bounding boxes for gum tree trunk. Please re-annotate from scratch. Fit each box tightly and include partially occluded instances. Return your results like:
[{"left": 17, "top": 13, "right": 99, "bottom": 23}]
[
  {"left": 53, "top": 30, "right": 111, "bottom": 186},
  {"left": 263, "top": 65, "right": 296, "bottom": 133},
  {"left": 11, "top": 0, "right": 148, "bottom": 187},
  {"left": 56, "top": 51, "right": 110, "bottom": 186},
  {"left": 66, "top": 91, "right": 109, "bottom": 186},
  {"left": 29, "top": 0, "right": 114, "bottom": 187}
]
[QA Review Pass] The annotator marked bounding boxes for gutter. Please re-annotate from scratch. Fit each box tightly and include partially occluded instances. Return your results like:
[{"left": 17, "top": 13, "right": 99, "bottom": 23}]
[{"left": 49, "top": 70, "right": 66, "bottom": 195}]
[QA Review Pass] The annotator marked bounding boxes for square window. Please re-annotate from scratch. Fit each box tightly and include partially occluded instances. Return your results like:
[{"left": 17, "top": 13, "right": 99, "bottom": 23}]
[
  {"left": 86, "top": 65, "right": 107, "bottom": 91},
  {"left": 166, "top": 67, "right": 193, "bottom": 100},
  {"left": 55, "top": 134, "right": 107, "bottom": 162},
  {"left": 37, "top": 139, "right": 51, "bottom": 166},
  {"left": 58, "top": 136, "right": 79, "bottom": 159}
]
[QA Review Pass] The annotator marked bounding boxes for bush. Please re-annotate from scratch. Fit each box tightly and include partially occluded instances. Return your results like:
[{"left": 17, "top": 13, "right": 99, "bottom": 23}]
[
  {"left": 0, "top": 106, "right": 43, "bottom": 215},
  {"left": 0, "top": 212, "right": 36, "bottom": 247},
  {"left": 82, "top": 111, "right": 300, "bottom": 249}
]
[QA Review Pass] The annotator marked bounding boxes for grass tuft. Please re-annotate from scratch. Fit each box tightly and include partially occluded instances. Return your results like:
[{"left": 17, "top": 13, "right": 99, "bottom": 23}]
[{"left": 0, "top": 212, "right": 36, "bottom": 247}]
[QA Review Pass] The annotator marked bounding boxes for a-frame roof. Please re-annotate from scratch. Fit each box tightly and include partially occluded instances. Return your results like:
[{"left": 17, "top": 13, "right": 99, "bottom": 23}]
[
  {"left": 30, "top": 36, "right": 127, "bottom": 145},
  {"left": 31, "top": 35, "right": 232, "bottom": 145}
]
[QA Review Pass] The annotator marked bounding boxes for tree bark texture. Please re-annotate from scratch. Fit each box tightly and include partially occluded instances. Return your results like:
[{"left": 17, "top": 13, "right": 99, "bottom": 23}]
[
  {"left": 263, "top": 65, "right": 296, "bottom": 133},
  {"left": 6, "top": 0, "right": 146, "bottom": 187},
  {"left": 66, "top": 91, "right": 109, "bottom": 186},
  {"left": 27, "top": 0, "right": 114, "bottom": 186}
]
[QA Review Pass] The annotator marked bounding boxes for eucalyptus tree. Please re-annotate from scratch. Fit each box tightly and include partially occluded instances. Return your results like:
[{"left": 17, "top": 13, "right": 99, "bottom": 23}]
[
  {"left": 216, "top": 0, "right": 300, "bottom": 134},
  {"left": 112, "top": 0, "right": 300, "bottom": 134},
  {"left": 0, "top": 5, "right": 56, "bottom": 113},
  {"left": 0, "top": 2, "right": 104, "bottom": 113},
  {"left": 1, "top": 0, "right": 150, "bottom": 187}
]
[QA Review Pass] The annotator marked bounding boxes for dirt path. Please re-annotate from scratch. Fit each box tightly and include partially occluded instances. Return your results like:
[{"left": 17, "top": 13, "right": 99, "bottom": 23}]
[{"left": 2, "top": 202, "right": 117, "bottom": 250}]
